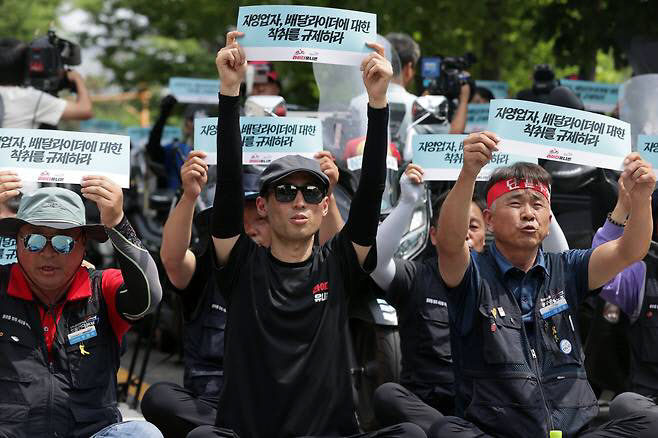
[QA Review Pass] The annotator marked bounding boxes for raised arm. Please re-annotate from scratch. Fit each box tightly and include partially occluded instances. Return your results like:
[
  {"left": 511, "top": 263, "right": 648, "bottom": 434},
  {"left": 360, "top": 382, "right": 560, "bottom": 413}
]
[
  {"left": 211, "top": 31, "right": 247, "bottom": 265},
  {"left": 344, "top": 43, "right": 392, "bottom": 266},
  {"left": 438, "top": 131, "right": 499, "bottom": 287},
  {"left": 588, "top": 153, "right": 656, "bottom": 290},
  {"left": 371, "top": 164, "right": 425, "bottom": 290},
  {"left": 161, "top": 150, "right": 209, "bottom": 289},
  {"left": 449, "top": 83, "right": 470, "bottom": 134},
  {"left": 146, "top": 95, "right": 177, "bottom": 165},
  {"left": 81, "top": 176, "right": 162, "bottom": 320},
  {"left": 315, "top": 150, "right": 344, "bottom": 244}
]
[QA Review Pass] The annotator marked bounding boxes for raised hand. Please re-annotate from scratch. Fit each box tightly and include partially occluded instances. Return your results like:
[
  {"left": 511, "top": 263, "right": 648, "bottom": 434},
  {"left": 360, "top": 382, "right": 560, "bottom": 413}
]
[
  {"left": 181, "top": 150, "right": 209, "bottom": 201},
  {"left": 0, "top": 170, "right": 22, "bottom": 204},
  {"left": 621, "top": 153, "right": 656, "bottom": 202},
  {"left": 400, "top": 163, "right": 425, "bottom": 204},
  {"left": 314, "top": 151, "right": 339, "bottom": 194},
  {"left": 461, "top": 131, "right": 500, "bottom": 179},
  {"left": 80, "top": 176, "right": 124, "bottom": 228},
  {"left": 361, "top": 43, "right": 393, "bottom": 109},
  {"left": 216, "top": 31, "right": 247, "bottom": 96}
]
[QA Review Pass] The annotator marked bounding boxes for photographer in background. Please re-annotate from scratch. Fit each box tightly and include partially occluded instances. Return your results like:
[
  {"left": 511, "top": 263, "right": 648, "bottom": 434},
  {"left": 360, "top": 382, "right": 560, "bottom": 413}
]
[{"left": 0, "top": 37, "right": 92, "bottom": 129}]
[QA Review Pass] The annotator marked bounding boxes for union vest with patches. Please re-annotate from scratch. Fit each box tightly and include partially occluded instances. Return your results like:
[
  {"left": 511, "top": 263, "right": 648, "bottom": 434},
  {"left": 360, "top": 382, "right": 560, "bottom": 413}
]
[
  {"left": 449, "top": 249, "right": 598, "bottom": 438},
  {"left": 0, "top": 265, "right": 121, "bottom": 438}
]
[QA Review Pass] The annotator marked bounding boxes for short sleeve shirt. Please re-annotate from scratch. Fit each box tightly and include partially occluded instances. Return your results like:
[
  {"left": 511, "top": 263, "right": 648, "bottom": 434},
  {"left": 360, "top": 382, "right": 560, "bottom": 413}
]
[
  {"left": 215, "top": 230, "right": 375, "bottom": 437},
  {"left": 0, "top": 86, "right": 67, "bottom": 128}
]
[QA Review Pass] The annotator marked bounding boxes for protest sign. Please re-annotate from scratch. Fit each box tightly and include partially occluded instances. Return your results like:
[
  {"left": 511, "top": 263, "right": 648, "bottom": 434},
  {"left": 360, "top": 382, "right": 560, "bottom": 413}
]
[
  {"left": 0, "top": 238, "right": 16, "bottom": 266},
  {"left": 194, "top": 117, "right": 322, "bottom": 165},
  {"left": 412, "top": 134, "right": 536, "bottom": 181},
  {"left": 465, "top": 104, "right": 490, "bottom": 133},
  {"left": 560, "top": 79, "right": 619, "bottom": 113},
  {"left": 475, "top": 80, "right": 508, "bottom": 99},
  {"left": 168, "top": 77, "right": 220, "bottom": 104},
  {"left": 237, "top": 5, "right": 376, "bottom": 66},
  {"left": 638, "top": 135, "right": 658, "bottom": 173},
  {"left": 126, "top": 126, "right": 183, "bottom": 148},
  {"left": 346, "top": 154, "right": 399, "bottom": 172},
  {"left": 0, "top": 128, "right": 131, "bottom": 187},
  {"left": 79, "top": 119, "right": 124, "bottom": 134},
  {"left": 487, "top": 99, "right": 630, "bottom": 170}
]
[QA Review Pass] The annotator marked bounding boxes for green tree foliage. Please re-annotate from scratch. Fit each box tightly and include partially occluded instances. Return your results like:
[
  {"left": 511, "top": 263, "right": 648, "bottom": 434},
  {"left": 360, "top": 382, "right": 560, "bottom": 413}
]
[{"left": 0, "top": 0, "right": 63, "bottom": 41}]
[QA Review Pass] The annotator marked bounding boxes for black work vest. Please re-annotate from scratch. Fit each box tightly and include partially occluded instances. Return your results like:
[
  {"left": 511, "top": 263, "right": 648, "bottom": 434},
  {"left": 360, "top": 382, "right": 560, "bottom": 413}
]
[
  {"left": 451, "top": 249, "right": 597, "bottom": 438},
  {"left": 629, "top": 245, "right": 658, "bottom": 397},
  {"left": 182, "top": 269, "right": 226, "bottom": 399},
  {"left": 0, "top": 265, "right": 121, "bottom": 438}
]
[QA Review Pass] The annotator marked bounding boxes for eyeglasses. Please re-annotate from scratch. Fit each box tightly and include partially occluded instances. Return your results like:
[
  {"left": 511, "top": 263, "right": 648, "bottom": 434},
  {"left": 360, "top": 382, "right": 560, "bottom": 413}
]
[
  {"left": 22, "top": 234, "right": 77, "bottom": 254},
  {"left": 272, "top": 184, "right": 326, "bottom": 204}
]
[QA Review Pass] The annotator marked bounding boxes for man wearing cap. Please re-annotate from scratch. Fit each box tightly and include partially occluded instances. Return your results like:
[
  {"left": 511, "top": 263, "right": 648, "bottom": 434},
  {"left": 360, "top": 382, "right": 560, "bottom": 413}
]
[
  {"left": 142, "top": 147, "right": 343, "bottom": 437},
  {"left": 0, "top": 173, "right": 163, "bottom": 437},
  {"left": 185, "top": 32, "right": 424, "bottom": 438},
  {"left": 430, "top": 131, "right": 658, "bottom": 437}
]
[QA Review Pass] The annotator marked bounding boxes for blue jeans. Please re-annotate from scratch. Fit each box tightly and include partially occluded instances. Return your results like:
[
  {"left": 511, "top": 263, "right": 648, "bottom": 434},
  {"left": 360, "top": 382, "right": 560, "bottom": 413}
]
[{"left": 91, "top": 420, "right": 163, "bottom": 438}]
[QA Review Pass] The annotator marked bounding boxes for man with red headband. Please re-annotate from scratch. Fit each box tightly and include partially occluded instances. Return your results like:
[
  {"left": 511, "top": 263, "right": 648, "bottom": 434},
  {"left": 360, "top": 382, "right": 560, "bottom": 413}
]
[{"left": 430, "top": 131, "right": 658, "bottom": 437}]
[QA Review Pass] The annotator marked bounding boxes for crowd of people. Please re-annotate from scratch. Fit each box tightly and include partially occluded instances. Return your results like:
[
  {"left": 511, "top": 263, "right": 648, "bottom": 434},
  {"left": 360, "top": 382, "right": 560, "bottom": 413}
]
[{"left": 1, "top": 23, "right": 658, "bottom": 438}]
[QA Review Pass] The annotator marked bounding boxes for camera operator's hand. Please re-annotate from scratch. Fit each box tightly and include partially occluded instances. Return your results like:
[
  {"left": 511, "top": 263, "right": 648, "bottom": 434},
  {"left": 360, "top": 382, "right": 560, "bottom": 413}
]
[
  {"left": 461, "top": 131, "right": 499, "bottom": 179},
  {"left": 450, "top": 80, "right": 471, "bottom": 134},
  {"left": 216, "top": 31, "right": 246, "bottom": 97},
  {"left": 362, "top": 43, "right": 393, "bottom": 109},
  {"left": 61, "top": 70, "right": 93, "bottom": 121}
]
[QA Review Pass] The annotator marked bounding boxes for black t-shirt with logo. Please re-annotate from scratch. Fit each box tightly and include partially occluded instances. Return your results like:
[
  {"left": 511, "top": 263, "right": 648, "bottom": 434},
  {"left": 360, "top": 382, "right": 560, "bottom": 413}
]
[
  {"left": 383, "top": 256, "right": 454, "bottom": 406},
  {"left": 215, "top": 231, "right": 375, "bottom": 437}
]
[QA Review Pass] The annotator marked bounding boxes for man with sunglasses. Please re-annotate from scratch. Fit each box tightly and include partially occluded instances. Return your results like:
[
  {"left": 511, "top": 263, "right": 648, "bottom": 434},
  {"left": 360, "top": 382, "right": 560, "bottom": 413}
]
[
  {"left": 185, "top": 32, "right": 424, "bottom": 438},
  {"left": 0, "top": 175, "right": 163, "bottom": 437}
]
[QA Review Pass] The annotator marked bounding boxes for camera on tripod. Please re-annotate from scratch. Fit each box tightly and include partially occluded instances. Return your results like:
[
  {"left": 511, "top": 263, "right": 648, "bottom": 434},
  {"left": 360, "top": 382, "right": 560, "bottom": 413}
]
[
  {"left": 24, "top": 30, "right": 82, "bottom": 95},
  {"left": 420, "top": 53, "right": 477, "bottom": 100}
]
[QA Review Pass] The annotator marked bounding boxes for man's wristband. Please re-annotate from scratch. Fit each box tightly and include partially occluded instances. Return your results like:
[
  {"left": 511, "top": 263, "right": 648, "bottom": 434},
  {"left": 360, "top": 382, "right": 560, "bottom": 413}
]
[{"left": 607, "top": 212, "right": 626, "bottom": 227}]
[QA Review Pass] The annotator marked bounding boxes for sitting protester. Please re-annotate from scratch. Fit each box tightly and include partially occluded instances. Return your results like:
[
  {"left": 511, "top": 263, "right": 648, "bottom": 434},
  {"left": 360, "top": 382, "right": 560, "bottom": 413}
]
[
  {"left": 0, "top": 174, "right": 162, "bottom": 437},
  {"left": 371, "top": 164, "right": 568, "bottom": 434},
  {"left": 186, "top": 31, "right": 424, "bottom": 438},
  {"left": 431, "top": 131, "right": 658, "bottom": 438},
  {"left": 591, "top": 177, "right": 658, "bottom": 400},
  {"left": 142, "top": 147, "right": 344, "bottom": 438}
]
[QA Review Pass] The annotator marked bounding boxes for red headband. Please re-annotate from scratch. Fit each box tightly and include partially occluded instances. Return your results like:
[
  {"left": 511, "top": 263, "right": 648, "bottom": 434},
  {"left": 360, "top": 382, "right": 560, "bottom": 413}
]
[{"left": 486, "top": 178, "right": 551, "bottom": 209}]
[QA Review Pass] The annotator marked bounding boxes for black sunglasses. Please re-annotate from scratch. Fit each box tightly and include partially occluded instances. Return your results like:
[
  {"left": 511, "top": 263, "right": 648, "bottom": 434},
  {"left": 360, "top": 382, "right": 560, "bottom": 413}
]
[
  {"left": 272, "top": 184, "right": 326, "bottom": 204},
  {"left": 22, "top": 234, "right": 77, "bottom": 254}
]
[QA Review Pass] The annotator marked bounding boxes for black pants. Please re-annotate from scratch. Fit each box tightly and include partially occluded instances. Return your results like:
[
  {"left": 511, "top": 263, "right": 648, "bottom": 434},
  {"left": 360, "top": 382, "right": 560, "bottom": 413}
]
[
  {"left": 428, "top": 392, "right": 658, "bottom": 438},
  {"left": 185, "top": 423, "right": 426, "bottom": 438},
  {"left": 373, "top": 383, "right": 443, "bottom": 434},
  {"left": 141, "top": 382, "right": 218, "bottom": 438}
]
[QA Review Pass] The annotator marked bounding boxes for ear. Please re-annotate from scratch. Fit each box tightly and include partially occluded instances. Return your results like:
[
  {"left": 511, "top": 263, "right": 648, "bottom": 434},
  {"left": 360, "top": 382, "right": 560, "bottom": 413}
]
[
  {"left": 484, "top": 208, "right": 494, "bottom": 233},
  {"left": 429, "top": 225, "right": 438, "bottom": 246},
  {"left": 320, "top": 196, "right": 329, "bottom": 217},
  {"left": 256, "top": 196, "right": 268, "bottom": 218}
]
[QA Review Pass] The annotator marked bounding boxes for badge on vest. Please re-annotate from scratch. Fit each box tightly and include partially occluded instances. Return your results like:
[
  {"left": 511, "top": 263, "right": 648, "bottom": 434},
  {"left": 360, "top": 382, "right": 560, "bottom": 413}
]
[
  {"left": 540, "top": 294, "right": 568, "bottom": 319},
  {"left": 559, "top": 339, "right": 572, "bottom": 354},
  {"left": 68, "top": 315, "right": 98, "bottom": 345}
]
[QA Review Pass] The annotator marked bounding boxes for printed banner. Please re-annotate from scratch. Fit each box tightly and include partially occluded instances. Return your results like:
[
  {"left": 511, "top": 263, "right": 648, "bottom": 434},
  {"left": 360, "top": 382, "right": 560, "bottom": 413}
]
[
  {"left": 0, "top": 128, "right": 131, "bottom": 187},
  {"left": 412, "top": 134, "right": 536, "bottom": 181},
  {"left": 237, "top": 5, "right": 376, "bottom": 66},
  {"left": 126, "top": 126, "right": 183, "bottom": 148},
  {"left": 561, "top": 79, "right": 619, "bottom": 113},
  {"left": 638, "top": 135, "right": 658, "bottom": 173},
  {"left": 487, "top": 99, "right": 630, "bottom": 170},
  {"left": 0, "top": 238, "right": 16, "bottom": 266},
  {"left": 194, "top": 117, "right": 322, "bottom": 165},
  {"left": 465, "top": 104, "right": 490, "bottom": 133},
  {"left": 79, "top": 119, "right": 124, "bottom": 134},
  {"left": 475, "top": 80, "right": 508, "bottom": 99},
  {"left": 168, "top": 77, "right": 220, "bottom": 104}
]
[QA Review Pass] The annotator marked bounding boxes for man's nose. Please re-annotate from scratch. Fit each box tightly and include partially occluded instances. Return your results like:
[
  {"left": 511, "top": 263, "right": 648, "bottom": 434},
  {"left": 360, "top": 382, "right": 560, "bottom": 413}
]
[{"left": 292, "top": 190, "right": 306, "bottom": 208}]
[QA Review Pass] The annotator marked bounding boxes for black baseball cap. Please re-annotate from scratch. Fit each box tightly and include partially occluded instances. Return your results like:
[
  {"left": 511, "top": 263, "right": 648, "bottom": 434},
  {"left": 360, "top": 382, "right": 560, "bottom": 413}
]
[{"left": 258, "top": 155, "right": 329, "bottom": 195}]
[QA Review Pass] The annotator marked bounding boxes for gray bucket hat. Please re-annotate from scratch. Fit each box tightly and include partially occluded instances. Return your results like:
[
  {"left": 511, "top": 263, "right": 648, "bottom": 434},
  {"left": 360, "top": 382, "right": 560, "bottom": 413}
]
[{"left": 0, "top": 187, "right": 108, "bottom": 242}]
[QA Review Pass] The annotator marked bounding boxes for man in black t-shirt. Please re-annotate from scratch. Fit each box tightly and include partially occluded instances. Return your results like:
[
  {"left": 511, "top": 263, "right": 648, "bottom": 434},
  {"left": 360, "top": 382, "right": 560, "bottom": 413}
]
[{"left": 186, "top": 31, "right": 425, "bottom": 438}]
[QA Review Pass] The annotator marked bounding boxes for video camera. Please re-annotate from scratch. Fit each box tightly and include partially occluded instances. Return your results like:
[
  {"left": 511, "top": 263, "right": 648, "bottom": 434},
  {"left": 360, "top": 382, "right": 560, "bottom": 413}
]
[
  {"left": 420, "top": 53, "right": 477, "bottom": 100},
  {"left": 24, "top": 31, "right": 81, "bottom": 95}
]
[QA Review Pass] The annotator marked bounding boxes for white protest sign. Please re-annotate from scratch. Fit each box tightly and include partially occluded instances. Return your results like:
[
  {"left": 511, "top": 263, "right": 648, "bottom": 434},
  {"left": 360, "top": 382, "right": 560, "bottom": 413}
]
[
  {"left": 412, "top": 134, "right": 536, "bottom": 181},
  {"left": 487, "top": 99, "right": 630, "bottom": 170},
  {"left": 561, "top": 79, "right": 619, "bottom": 113},
  {"left": 237, "top": 5, "right": 376, "bottom": 66},
  {"left": 194, "top": 117, "right": 323, "bottom": 165},
  {"left": 0, "top": 129, "right": 131, "bottom": 188},
  {"left": 168, "top": 77, "right": 220, "bottom": 104},
  {"left": 0, "top": 238, "right": 16, "bottom": 266}
]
